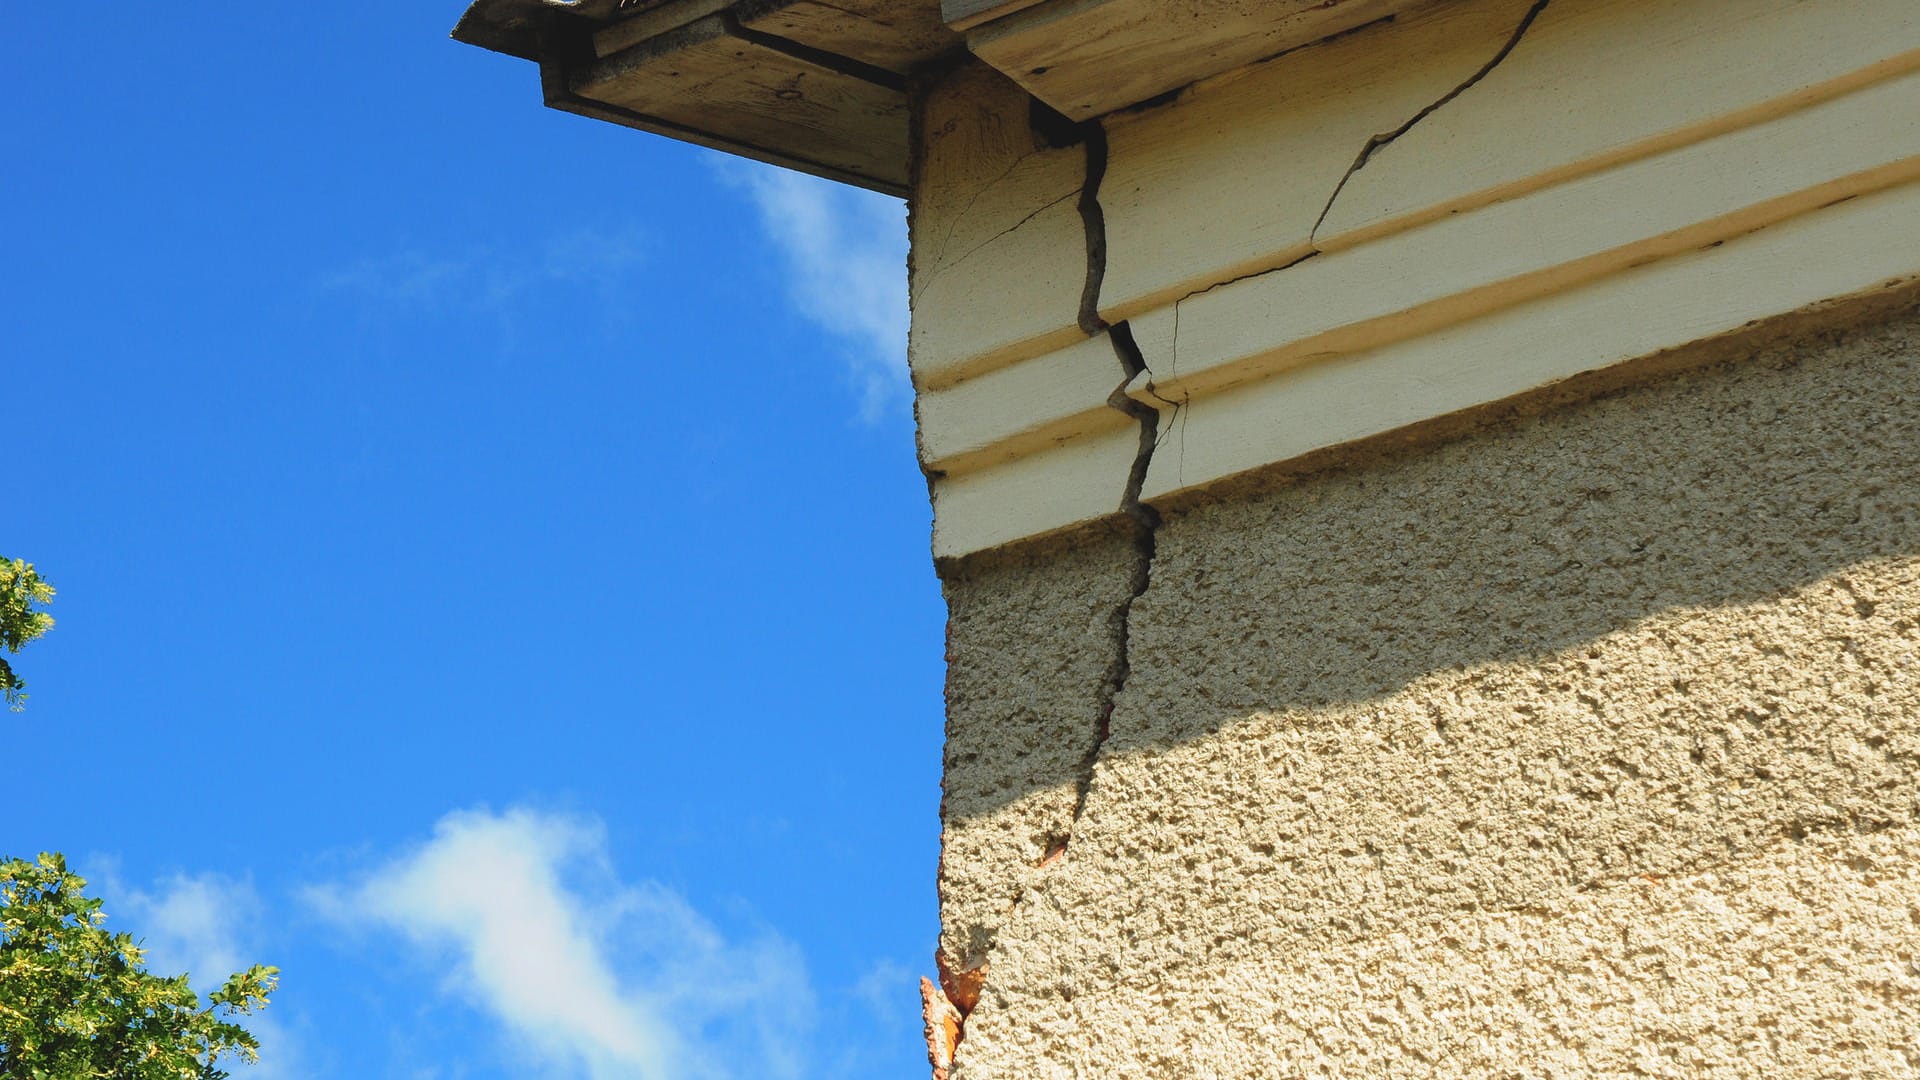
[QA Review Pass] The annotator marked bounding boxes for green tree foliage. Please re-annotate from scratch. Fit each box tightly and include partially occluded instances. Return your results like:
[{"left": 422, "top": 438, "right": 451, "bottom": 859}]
[
  {"left": 0, "top": 558, "right": 55, "bottom": 711},
  {"left": 0, "top": 854, "right": 278, "bottom": 1080}
]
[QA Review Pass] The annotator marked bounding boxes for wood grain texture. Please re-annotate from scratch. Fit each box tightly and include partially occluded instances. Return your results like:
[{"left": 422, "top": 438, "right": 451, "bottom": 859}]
[
  {"left": 598, "top": 0, "right": 956, "bottom": 70},
  {"left": 744, "top": 0, "right": 959, "bottom": 74},
  {"left": 941, "top": 0, "right": 1048, "bottom": 32},
  {"left": 594, "top": 0, "right": 733, "bottom": 57},
  {"left": 574, "top": 12, "right": 909, "bottom": 188},
  {"left": 966, "top": 0, "right": 1422, "bottom": 119}
]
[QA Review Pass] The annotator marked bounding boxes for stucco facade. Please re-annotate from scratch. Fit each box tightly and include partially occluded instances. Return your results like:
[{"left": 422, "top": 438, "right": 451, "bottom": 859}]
[{"left": 456, "top": 0, "right": 1920, "bottom": 1073}]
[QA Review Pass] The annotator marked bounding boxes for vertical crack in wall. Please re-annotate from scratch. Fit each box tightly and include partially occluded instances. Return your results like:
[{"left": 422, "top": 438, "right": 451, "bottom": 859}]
[
  {"left": 1069, "top": 116, "right": 1165, "bottom": 834},
  {"left": 1078, "top": 320, "right": 1163, "bottom": 828},
  {"left": 1075, "top": 121, "right": 1113, "bottom": 338},
  {"left": 1310, "top": 0, "right": 1552, "bottom": 244}
]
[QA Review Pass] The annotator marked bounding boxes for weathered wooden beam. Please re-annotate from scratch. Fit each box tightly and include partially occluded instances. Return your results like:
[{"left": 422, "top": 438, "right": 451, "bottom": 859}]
[
  {"left": 959, "top": 0, "right": 1431, "bottom": 120},
  {"left": 456, "top": 0, "right": 958, "bottom": 193},
  {"left": 939, "top": 0, "right": 1049, "bottom": 32},
  {"left": 564, "top": 10, "right": 911, "bottom": 192},
  {"left": 739, "top": 0, "right": 959, "bottom": 75}
]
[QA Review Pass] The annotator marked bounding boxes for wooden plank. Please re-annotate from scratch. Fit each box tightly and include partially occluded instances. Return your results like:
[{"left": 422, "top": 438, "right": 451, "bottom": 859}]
[
  {"left": 744, "top": 0, "right": 960, "bottom": 75},
  {"left": 917, "top": 333, "right": 1130, "bottom": 475},
  {"left": 941, "top": 0, "right": 1048, "bottom": 32},
  {"left": 932, "top": 423, "right": 1139, "bottom": 558},
  {"left": 966, "top": 0, "right": 1423, "bottom": 120},
  {"left": 602, "top": 0, "right": 957, "bottom": 73},
  {"left": 573, "top": 12, "right": 909, "bottom": 190},
  {"left": 594, "top": 0, "right": 733, "bottom": 57},
  {"left": 922, "top": 67, "right": 1920, "bottom": 543},
  {"left": 1099, "top": 0, "right": 1920, "bottom": 326},
  {"left": 1128, "top": 67, "right": 1920, "bottom": 406},
  {"left": 915, "top": 0, "right": 1920, "bottom": 554}
]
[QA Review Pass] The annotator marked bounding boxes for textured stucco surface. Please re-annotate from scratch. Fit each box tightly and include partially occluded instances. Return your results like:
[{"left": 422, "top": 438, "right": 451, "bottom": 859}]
[
  {"left": 940, "top": 307, "right": 1920, "bottom": 1076},
  {"left": 938, "top": 525, "right": 1141, "bottom": 971}
]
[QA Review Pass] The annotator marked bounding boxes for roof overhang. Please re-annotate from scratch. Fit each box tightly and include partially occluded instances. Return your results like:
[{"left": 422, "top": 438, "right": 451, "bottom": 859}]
[
  {"left": 452, "top": 0, "right": 959, "bottom": 194},
  {"left": 453, "top": 0, "right": 1441, "bottom": 193}
]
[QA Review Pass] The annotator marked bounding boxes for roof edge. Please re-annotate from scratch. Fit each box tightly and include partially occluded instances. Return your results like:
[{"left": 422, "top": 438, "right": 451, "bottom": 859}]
[{"left": 451, "top": 0, "right": 625, "bottom": 61}]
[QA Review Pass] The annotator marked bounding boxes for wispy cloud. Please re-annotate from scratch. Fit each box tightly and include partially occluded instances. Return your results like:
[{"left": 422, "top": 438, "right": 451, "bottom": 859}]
[
  {"left": 727, "top": 165, "right": 909, "bottom": 420},
  {"left": 309, "top": 807, "right": 813, "bottom": 1080},
  {"left": 852, "top": 957, "right": 916, "bottom": 1026},
  {"left": 96, "top": 866, "right": 302, "bottom": 1079},
  {"left": 318, "top": 225, "right": 649, "bottom": 315}
]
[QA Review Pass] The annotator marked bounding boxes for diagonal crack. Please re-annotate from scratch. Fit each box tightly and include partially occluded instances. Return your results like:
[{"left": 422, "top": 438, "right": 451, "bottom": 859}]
[
  {"left": 929, "top": 188, "right": 1079, "bottom": 281},
  {"left": 1310, "top": 0, "right": 1552, "bottom": 245}
]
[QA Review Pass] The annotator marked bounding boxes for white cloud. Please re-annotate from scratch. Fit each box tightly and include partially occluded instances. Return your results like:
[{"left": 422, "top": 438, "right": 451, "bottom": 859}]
[
  {"left": 108, "top": 870, "right": 260, "bottom": 990},
  {"left": 310, "top": 807, "right": 813, "bottom": 1080},
  {"left": 728, "top": 165, "right": 910, "bottom": 419}
]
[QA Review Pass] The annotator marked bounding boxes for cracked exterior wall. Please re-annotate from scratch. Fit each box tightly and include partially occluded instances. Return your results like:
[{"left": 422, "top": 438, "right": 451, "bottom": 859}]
[
  {"left": 941, "top": 303, "right": 1920, "bottom": 1078},
  {"left": 910, "top": 1, "right": 1920, "bottom": 1073}
]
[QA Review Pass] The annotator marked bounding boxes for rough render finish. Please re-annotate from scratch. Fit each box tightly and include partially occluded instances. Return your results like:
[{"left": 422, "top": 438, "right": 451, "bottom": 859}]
[
  {"left": 939, "top": 307, "right": 1920, "bottom": 1075},
  {"left": 937, "top": 524, "right": 1142, "bottom": 972}
]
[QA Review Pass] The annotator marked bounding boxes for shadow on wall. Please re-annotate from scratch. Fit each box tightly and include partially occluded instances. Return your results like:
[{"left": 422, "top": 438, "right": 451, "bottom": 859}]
[{"left": 1123, "top": 304, "right": 1920, "bottom": 735}]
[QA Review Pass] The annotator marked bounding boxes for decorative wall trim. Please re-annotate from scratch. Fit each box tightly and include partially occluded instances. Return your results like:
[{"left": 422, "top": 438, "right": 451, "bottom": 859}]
[{"left": 913, "top": 0, "right": 1920, "bottom": 558}]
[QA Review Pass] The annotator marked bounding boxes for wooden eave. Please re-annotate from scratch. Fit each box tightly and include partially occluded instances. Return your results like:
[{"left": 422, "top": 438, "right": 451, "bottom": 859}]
[
  {"left": 452, "top": 0, "right": 1441, "bottom": 193},
  {"left": 451, "top": 0, "right": 962, "bottom": 195}
]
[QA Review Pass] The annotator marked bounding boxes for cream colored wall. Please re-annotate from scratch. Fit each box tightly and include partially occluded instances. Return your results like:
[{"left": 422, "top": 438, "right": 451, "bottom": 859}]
[{"left": 936, "top": 304, "right": 1920, "bottom": 1078}]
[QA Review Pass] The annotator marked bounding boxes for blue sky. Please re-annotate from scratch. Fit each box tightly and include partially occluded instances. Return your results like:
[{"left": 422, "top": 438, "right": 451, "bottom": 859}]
[{"left": 4, "top": 5, "right": 942, "bottom": 1078}]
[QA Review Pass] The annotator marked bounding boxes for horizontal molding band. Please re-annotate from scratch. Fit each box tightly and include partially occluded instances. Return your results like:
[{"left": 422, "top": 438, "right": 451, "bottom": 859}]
[
  {"left": 1125, "top": 68, "right": 1920, "bottom": 407},
  {"left": 1136, "top": 179, "right": 1920, "bottom": 505},
  {"left": 917, "top": 62, "right": 1920, "bottom": 479},
  {"left": 913, "top": 0, "right": 1920, "bottom": 557},
  {"left": 912, "top": 0, "right": 1920, "bottom": 397}
]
